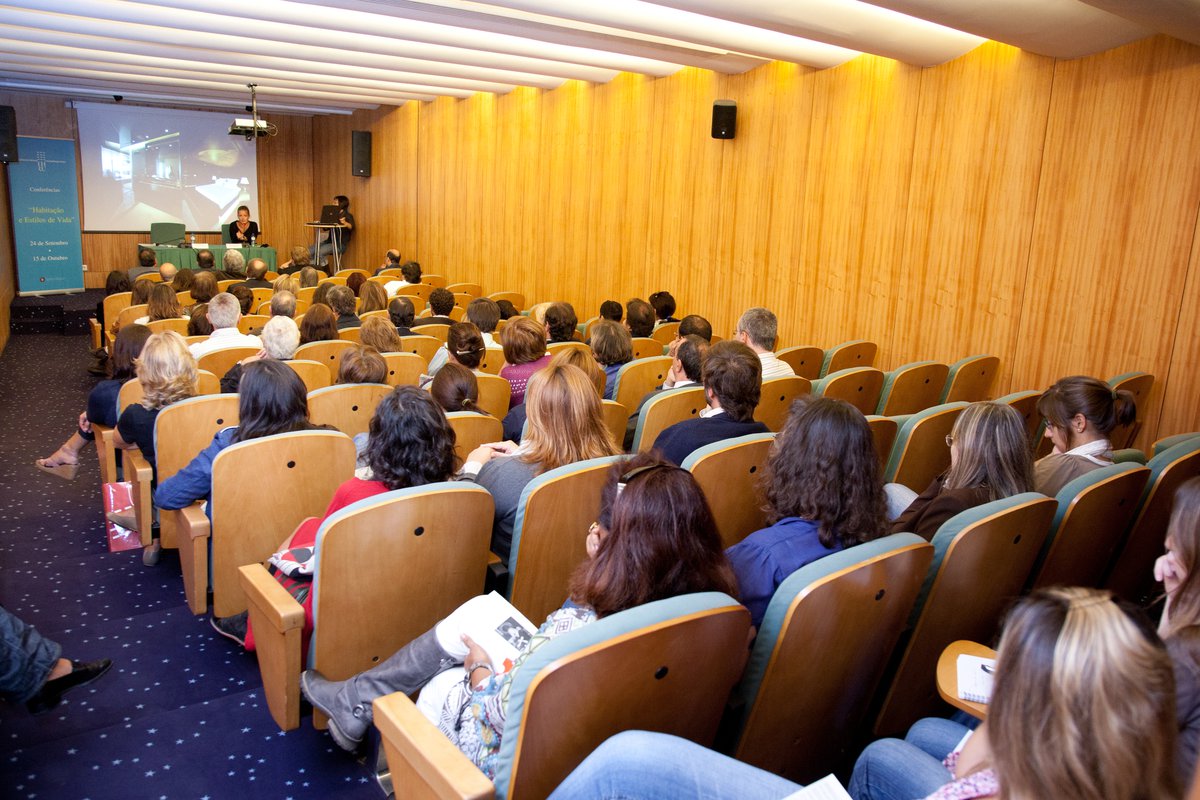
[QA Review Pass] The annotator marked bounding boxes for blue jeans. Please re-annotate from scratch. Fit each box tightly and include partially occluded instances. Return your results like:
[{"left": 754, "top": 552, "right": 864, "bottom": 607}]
[
  {"left": 309, "top": 239, "right": 343, "bottom": 266},
  {"left": 847, "top": 718, "right": 966, "bottom": 800},
  {"left": 0, "top": 605, "right": 61, "bottom": 704},
  {"left": 548, "top": 731, "right": 801, "bottom": 800}
]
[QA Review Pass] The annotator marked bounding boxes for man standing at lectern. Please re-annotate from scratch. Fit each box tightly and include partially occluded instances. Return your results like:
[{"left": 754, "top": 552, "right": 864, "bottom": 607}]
[{"left": 309, "top": 195, "right": 354, "bottom": 267}]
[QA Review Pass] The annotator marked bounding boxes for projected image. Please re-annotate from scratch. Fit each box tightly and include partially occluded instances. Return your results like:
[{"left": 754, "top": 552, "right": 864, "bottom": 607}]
[{"left": 78, "top": 103, "right": 259, "bottom": 233}]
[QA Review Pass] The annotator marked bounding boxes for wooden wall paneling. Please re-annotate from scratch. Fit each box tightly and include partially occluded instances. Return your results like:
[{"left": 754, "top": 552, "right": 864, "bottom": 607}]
[
  {"left": 1156, "top": 203, "right": 1200, "bottom": 439},
  {"left": 584, "top": 72, "right": 653, "bottom": 318},
  {"left": 257, "top": 113, "right": 314, "bottom": 265},
  {"left": 450, "top": 93, "right": 496, "bottom": 286},
  {"left": 538, "top": 81, "right": 593, "bottom": 309},
  {"left": 643, "top": 68, "right": 726, "bottom": 330},
  {"left": 894, "top": 43, "right": 1053, "bottom": 385},
  {"left": 489, "top": 87, "right": 543, "bottom": 299},
  {"left": 800, "top": 55, "right": 923, "bottom": 366},
  {"left": 1013, "top": 36, "right": 1200, "bottom": 446},
  {"left": 416, "top": 96, "right": 462, "bottom": 280}
]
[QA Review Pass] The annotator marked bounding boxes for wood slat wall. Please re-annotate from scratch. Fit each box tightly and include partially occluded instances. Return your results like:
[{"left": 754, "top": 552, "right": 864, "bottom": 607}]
[{"left": 307, "top": 35, "right": 1200, "bottom": 444}]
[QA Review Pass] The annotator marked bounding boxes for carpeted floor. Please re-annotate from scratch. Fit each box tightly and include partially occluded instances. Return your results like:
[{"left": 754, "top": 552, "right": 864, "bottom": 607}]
[{"left": 0, "top": 333, "right": 380, "bottom": 799}]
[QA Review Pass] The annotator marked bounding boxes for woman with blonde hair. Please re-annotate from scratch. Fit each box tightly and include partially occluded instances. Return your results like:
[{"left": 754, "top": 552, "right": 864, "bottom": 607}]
[
  {"left": 463, "top": 362, "right": 619, "bottom": 561},
  {"left": 551, "top": 586, "right": 1182, "bottom": 800},
  {"left": 589, "top": 319, "right": 633, "bottom": 400},
  {"left": 109, "top": 330, "right": 198, "bottom": 564},
  {"left": 359, "top": 315, "right": 404, "bottom": 353},
  {"left": 357, "top": 281, "right": 388, "bottom": 314},
  {"left": 272, "top": 274, "right": 300, "bottom": 297},
  {"left": 135, "top": 282, "right": 185, "bottom": 325},
  {"left": 890, "top": 402, "right": 1033, "bottom": 540}
]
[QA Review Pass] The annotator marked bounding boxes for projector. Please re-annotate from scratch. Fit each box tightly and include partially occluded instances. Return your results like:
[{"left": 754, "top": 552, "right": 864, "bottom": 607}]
[{"left": 229, "top": 118, "right": 268, "bottom": 138}]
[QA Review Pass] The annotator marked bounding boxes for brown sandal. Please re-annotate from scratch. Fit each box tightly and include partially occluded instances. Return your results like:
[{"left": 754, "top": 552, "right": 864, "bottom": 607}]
[{"left": 36, "top": 455, "right": 79, "bottom": 480}]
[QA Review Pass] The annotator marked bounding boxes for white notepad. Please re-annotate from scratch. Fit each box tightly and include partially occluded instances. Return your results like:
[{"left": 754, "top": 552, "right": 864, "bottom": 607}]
[
  {"left": 957, "top": 654, "right": 996, "bottom": 703},
  {"left": 781, "top": 774, "right": 852, "bottom": 800}
]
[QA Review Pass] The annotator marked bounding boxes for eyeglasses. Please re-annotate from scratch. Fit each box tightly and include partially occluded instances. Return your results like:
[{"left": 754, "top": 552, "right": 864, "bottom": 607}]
[{"left": 945, "top": 435, "right": 955, "bottom": 447}]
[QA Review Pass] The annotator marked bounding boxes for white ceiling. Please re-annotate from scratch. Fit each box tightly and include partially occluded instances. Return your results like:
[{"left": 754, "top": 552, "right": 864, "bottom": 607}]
[{"left": 0, "top": 0, "right": 1193, "bottom": 115}]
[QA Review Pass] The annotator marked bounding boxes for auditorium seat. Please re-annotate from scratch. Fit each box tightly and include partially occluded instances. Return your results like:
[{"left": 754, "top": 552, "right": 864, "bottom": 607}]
[
  {"left": 546, "top": 341, "right": 590, "bottom": 357},
  {"left": 477, "top": 348, "right": 505, "bottom": 375},
  {"left": 612, "top": 356, "right": 672, "bottom": 413},
  {"left": 447, "top": 282, "right": 482, "bottom": 297},
  {"left": 718, "top": 533, "right": 932, "bottom": 783},
  {"left": 237, "top": 314, "right": 270, "bottom": 335},
  {"left": 307, "top": 383, "right": 392, "bottom": 438},
  {"left": 682, "top": 433, "right": 775, "bottom": 548},
  {"left": 146, "top": 318, "right": 189, "bottom": 336},
  {"left": 379, "top": 352, "right": 423, "bottom": 387},
  {"left": 197, "top": 346, "right": 261, "bottom": 379},
  {"left": 335, "top": 269, "right": 370, "bottom": 281},
  {"left": 651, "top": 322, "right": 680, "bottom": 346},
  {"left": 445, "top": 412, "right": 503, "bottom": 464},
  {"left": 422, "top": 274, "right": 448, "bottom": 288},
  {"left": 995, "top": 389, "right": 1042, "bottom": 444},
  {"left": 217, "top": 279, "right": 239, "bottom": 291},
  {"left": 882, "top": 402, "right": 967, "bottom": 492},
  {"left": 375, "top": 592, "right": 749, "bottom": 800},
  {"left": 865, "top": 415, "right": 900, "bottom": 471},
  {"left": 776, "top": 345, "right": 824, "bottom": 380},
  {"left": 876, "top": 361, "right": 950, "bottom": 416},
  {"left": 488, "top": 291, "right": 526, "bottom": 311},
  {"left": 631, "top": 386, "right": 706, "bottom": 453},
  {"left": 284, "top": 359, "right": 333, "bottom": 393},
  {"left": 294, "top": 340, "right": 355, "bottom": 381},
  {"left": 940, "top": 354, "right": 999, "bottom": 403},
  {"left": 812, "top": 367, "right": 884, "bottom": 416},
  {"left": 1108, "top": 371, "right": 1155, "bottom": 449},
  {"left": 631, "top": 338, "right": 665, "bottom": 360},
  {"left": 337, "top": 326, "right": 362, "bottom": 343},
  {"left": 475, "top": 373, "right": 513, "bottom": 419},
  {"left": 600, "top": 400, "right": 628, "bottom": 448},
  {"left": 410, "top": 324, "right": 449, "bottom": 343},
  {"left": 754, "top": 375, "right": 811, "bottom": 432},
  {"left": 821, "top": 340, "right": 877, "bottom": 377}
]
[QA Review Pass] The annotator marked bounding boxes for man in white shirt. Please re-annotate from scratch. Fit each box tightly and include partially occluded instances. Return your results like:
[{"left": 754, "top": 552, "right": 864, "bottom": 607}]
[
  {"left": 735, "top": 307, "right": 795, "bottom": 380},
  {"left": 188, "top": 293, "right": 262, "bottom": 360}
]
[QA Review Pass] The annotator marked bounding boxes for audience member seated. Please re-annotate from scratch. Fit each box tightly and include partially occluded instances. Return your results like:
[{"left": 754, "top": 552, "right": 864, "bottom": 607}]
[
  {"left": 499, "top": 317, "right": 552, "bottom": 408},
  {"left": 93, "top": 271, "right": 132, "bottom": 370},
  {"left": 298, "top": 266, "right": 321, "bottom": 287},
  {"left": 388, "top": 296, "right": 416, "bottom": 337},
  {"left": 1154, "top": 476, "right": 1200, "bottom": 779},
  {"left": 625, "top": 298, "right": 655, "bottom": 338},
  {"left": 230, "top": 285, "right": 254, "bottom": 316},
  {"left": 223, "top": 250, "right": 247, "bottom": 281},
  {"left": 544, "top": 301, "right": 579, "bottom": 344},
  {"left": 110, "top": 331, "right": 198, "bottom": 564},
  {"left": 527, "top": 302, "right": 552, "bottom": 327},
  {"left": 550, "top": 587, "right": 1179, "bottom": 800},
  {"left": 431, "top": 363, "right": 484, "bottom": 415},
  {"left": 190, "top": 271, "right": 219, "bottom": 305},
  {"left": 336, "top": 344, "right": 387, "bottom": 385},
  {"left": 496, "top": 299, "right": 519, "bottom": 320},
  {"left": 426, "top": 321, "right": 486, "bottom": 379},
  {"left": 299, "top": 304, "right": 339, "bottom": 345},
  {"left": 1033, "top": 375, "right": 1137, "bottom": 496},
  {"left": 358, "top": 281, "right": 388, "bottom": 314},
  {"left": 128, "top": 248, "right": 157, "bottom": 281},
  {"left": 653, "top": 340, "right": 768, "bottom": 466},
  {"left": 0, "top": 604, "right": 112, "bottom": 715},
  {"left": 311, "top": 282, "right": 334, "bottom": 309},
  {"left": 462, "top": 362, "right": 619, "bottom": 561},
  {"left": 589, "top": 319, "right": 633, "bottom": 401},
  {"left": 171, "top": 269, "right": 193, "bottom": 294},
  {"left": 210, "top": 385, "right": 459, "bottom": 649},
  {"left": 327, "top": 285, "right": 361, "bottom": 330},
  {"left": 359, "top": 316, "right": 404, "bottom": 353},
  {"left": 598, "top": 299, "right": 622, "bottom": 323},
  {"left": 155, "top": 360, "right": 334, "bottom": 539},
  {"left": 278, "top": 246, "right": 315, "bottom": 276},
  {"left": 220, "top": 316, "right": 301, "bottom": 394},
  {"left": 661, "top": 315, "right": 713, "bottom": 390},
  {"left": 623, "top": 334, "right": 709, "bottom": 451},
  {"left": 383, "top": 260, "right": 422, "bottom": 296},
  {"left": 889, "top": 402, "right": 1032, "bottom": 540},
  {"left": 273, "top": 274, "right": 300, "bottom": 297},
  {"left": 188, "top": 293, "right": 262, "bottom": 360},
  {"left": 269, "top": 291, "right": 297, "bottom": 321},
  {"left": 187, "top": 304, "right": 213, "bottom": 337},
  {"left": 300, "top": 451, "right": 737, "bottom": 758},
  {"left": 503, "top": 346, "right": 607, "bottom": 442},
  {"left": 158, "top": 262, "right": 178, "bottom": 285},
  {"left": 346, "top": 272, "right": 366, "bottom": 298},
  {"left": 37, "top": 324, "right": 151, "bottom": 480},
  {"left": 234, "top": 258, "right": 272, "bottom": 290},
  {"left": 112, "top": 280, "right": 153, "bottom": 338},
  {"left": 195, "top": 249, "right": 227, "bottom": 279},
  {"left": 649, "top": 290, "right": 680, "bottom": 326},
  {"left": 374, "top": 248, "right": 401, "bottom": 275},
  {"left": 728, "top": 396, "right": 885, "bottom": 628},
  {"left": 422, "top": 288, "right": 457, "bottom": 326},
  {"left": 463, "top": 298, "right": 503, "bottom": 351},
  {"left": 134, "top": 282, "right": 186, "bottom": 325},
  {"left": 735, "top": 307, "right": 794, "bottom": 379}
]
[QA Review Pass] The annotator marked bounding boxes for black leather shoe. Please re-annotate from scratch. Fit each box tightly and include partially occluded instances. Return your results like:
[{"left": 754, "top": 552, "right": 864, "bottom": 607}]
[{"left": 26, "top": 659, "right": 113, "bottom": 714}]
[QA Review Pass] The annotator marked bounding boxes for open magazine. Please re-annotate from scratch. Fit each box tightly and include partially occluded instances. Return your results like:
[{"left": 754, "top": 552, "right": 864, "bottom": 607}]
[{"left": 461, "top": 591, "right": 537, "bottom": 674}]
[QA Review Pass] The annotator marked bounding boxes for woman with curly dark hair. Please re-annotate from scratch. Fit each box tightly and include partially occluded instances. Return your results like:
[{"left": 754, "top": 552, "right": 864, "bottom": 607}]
[
  {"left": 208, "top": 384, "right": 458, "bottom": 650},
  {"left": 727, "top": 395, "right": 886, "bottom": 628}
]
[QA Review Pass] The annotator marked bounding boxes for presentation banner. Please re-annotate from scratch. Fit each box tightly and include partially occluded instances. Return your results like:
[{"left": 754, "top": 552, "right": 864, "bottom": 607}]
[{"left": 8, "top": 136, "right": 84, "bottom": 295}]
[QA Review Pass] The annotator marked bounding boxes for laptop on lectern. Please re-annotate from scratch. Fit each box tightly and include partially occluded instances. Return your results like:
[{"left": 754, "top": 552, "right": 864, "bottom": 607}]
[{"left": 317, "top": 205, "right": 339, "bottom": 224}]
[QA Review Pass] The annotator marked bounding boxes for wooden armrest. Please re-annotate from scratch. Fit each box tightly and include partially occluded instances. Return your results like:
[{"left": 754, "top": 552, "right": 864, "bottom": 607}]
[
  {"left": 936, "top": 640, "right": 995, "bottom": 719},
  {"left": 177, "top": 503, "right": 211, "bottom": 540},
  {"left": 486, "top": 551, "right": 501, "bottom": 566},
  {"left": 238, "top": 564, "right": 304, "bottom": 633},
  {"left": 124, "top": 450, "right": 154, "bottom": 483},
  {"left": 374, "top": 692, "right": 494, "bottom": 800}
]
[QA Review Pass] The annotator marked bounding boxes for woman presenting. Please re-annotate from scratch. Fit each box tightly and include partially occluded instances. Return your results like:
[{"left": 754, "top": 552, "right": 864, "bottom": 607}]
[{"left": 226, "top": 205, "right": 260, "bottom": 245}]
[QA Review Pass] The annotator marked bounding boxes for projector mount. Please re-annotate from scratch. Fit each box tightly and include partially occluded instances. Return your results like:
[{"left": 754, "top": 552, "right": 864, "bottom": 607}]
[{"left": 229, "top": 83, "right": 276, "bottom": 140}]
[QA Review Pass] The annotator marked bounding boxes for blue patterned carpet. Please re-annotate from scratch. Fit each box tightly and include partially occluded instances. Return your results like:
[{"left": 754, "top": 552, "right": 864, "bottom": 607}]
[{"left": 0, "top": 333, "right": 379, "bottom": 799}]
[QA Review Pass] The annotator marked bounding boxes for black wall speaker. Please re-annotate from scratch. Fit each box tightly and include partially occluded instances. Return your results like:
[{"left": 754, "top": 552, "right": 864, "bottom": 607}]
[
  {"left": 711, "top": 100, "right": 736, "bottom": 140},
  {"left": 0, "top": 106, "right": 16, "bottom": 164},
  {"left": 351, "top": 130, "right": 371, "bottom": 177}
]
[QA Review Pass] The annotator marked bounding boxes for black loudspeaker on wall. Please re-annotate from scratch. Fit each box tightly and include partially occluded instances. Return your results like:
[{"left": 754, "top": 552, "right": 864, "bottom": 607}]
[
  {"left": 0, "top": 106, "right": 17, "bottom": 164},
  {"left": 351, "top": 130, "right": 372, "bottom": 177},
  {"left": 711, "top": 100, "right": 736, "bottom": 140}
]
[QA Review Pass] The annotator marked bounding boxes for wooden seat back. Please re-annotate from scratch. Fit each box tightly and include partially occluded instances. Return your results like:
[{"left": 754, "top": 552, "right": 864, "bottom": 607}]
[
  {"left": 633, "top": 386, "right": 707, "bottom": 453},
  {"left": 294, "top": 339, "right": 355, "bottom": 381},
  {"left": 600, "top": 400, "right": 627, "bottom": 449},
  {"left": 631, "top": 337, "right": 665, "bottom": 360},
  {"left": 381, "top": 352, "right": 424, "bottom": 387},
  {"left": 445, "top": 412, "right": 503, "bottom": 464},
  {"left": 651, "top": 322, "right": 680, "bottom": 345},
  {"left": 238, "top": 314, "right": 271, "bottom": 335},
  {"left": 398, "top": 334, "right": 441, "bottom": 364},
  {"left": 396, "top": 284, "right": 431, "bottom": 302},
  {"left": 996, "top": 390, "right": 1042, "bottom": 444},
  {"left": 446, "top": 282, "right": 482, "bottom": 297},
  {"left": 776, "top": 345, "right": 824, "bottom": 380},
  {"left": 210, "top": 431, "right": 355, "bottom": 617},
  {"left": 866, "top": 416, "right": 900, "bottom": 471},
  {"left": 941, "top": 355, "right": 999, "bottom": 403},
  {"left": 814, "top": 367, "right": 885, "bottom": 416},
  {"left": 307, "top": 383, "right": 392, "bottom": 438},
  {"left": 146, "top": 318, "right": 189, "bottom": 336},
  {"left": 337, "top": 326, "right": 362, "bottom": 343},
  {"left": 613, "top": 356, "right": 672, "bottom": 412},
  {"left": 546, "top": 341, "right": 590, "bottom": 357},
  {"left": 884, "top": 403, "right": 968, "bottom": 491},
  {"left": 1108, "top": 371, "right": 1155, "bottom": 449},
  {"left": 103, "top": 291, "right": 133, "bottom": 332},
  {"left": 683, "top": 433, "right": 776, "bottom": 548},
  {"left": 115, "top": 303, "right": 148, "bottom": 330},
  {"left": 478, "top": 348, "right": 505, "bottom": 375},
  {"left": 283, "top": 359, "right": 332, "bottom": 393},
  {"left": 475, "top": 373, "right": 513, "bottom": 419},
  {"left": 875, "top": 495, "right": 1056, "bottom": 735},
  {"left": 488, "top": 291, "right": 526, "bottom": 311},
  {"left": 822, "top": 340, "right": 877, "bottom": 377},
  {"left": 877, "top": 362, "right": 951, "bottom": 416},
  {"left": 411, "top": 324, "right": 450, "bottom": 343},
  {"left": 421, "top": 274, "right": 447, "bottom": 288},
  {"left": 754, "top": 376, "right": 811, "bottom": 432},
  {"left": 197, "top": 347, "right": 261, "bottom": 379}
]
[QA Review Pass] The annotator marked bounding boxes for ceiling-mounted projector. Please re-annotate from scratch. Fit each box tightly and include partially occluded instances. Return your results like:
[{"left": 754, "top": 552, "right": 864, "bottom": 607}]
[{"left": 229, "top": 118, "right": 268, "bottom": 138}]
